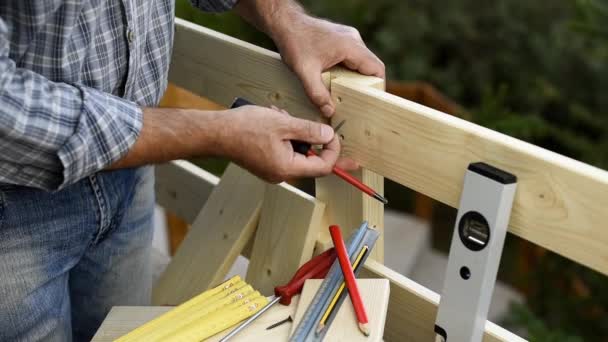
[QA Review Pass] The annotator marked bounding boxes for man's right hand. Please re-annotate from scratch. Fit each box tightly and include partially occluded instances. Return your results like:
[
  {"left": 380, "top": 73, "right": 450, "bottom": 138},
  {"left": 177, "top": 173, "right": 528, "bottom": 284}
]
[
  {"left": 110, "top": 105, "right": 357, "bottom": 183},
  {"left": 217, "top": 104, "right": 349, "bottom": 183}
]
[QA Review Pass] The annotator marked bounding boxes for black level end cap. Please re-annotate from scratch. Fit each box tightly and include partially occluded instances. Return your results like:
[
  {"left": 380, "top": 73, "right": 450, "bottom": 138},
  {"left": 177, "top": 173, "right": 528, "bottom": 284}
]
[{"left": 468, "top": 162, "right": 517, "bottom": 184}]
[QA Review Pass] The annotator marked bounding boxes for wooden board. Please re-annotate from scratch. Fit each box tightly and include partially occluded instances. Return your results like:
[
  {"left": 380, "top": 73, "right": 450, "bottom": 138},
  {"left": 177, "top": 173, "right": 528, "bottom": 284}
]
[
  {"left": 160, "top": 83, "right": 225, "bottom": 111},
  {"left": 360, "top": 260, "right": 525, "bottom": 342},
  {"left": 316, "top": 70, "right": 385, "bottom": 261},
  {"left": 153, "top": 164, "right": 265, "bottom": 305},
  {"left": 169, "top": 20, "right": 608, "bottom": 276},
  {"left": 155, "top": 160, "right": 219, "bottom": 225},
  {"left": 330, "top": 77, "right": 608, "bottom": 276},
  {"left": 290, "top": 279, "right": 390, "bottom": 342},
  {"left": 92, "top": 299, "right": 298, "bottom": 342},
  {"left": 246, "top": 183, "right": 325, "bottom": 295},
  {"left": 171, "top": 19, "right": 328, "bottom": 123}
]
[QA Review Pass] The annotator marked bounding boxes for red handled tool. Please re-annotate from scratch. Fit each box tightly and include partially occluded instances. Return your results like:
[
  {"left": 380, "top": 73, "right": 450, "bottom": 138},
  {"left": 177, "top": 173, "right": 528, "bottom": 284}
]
[
  {"left": 230, "top": 97, "right": 388, "bottom": 205},
  {"left": 219, "top": 248, "right": 337, "bottom": 341}
]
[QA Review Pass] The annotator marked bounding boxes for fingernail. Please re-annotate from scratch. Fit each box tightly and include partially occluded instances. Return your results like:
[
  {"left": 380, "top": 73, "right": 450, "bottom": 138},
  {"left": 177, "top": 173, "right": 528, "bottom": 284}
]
[
  {"left": 321, "top": 124, "right": 334, "bottom": 141},
  {"left": 321, "top": 104, "right": 334, "bottom": 117}
]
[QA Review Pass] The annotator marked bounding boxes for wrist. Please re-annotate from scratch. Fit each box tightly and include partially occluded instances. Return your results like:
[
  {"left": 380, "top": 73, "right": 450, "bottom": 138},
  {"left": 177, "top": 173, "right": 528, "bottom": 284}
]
[
  {"left": 236, "top": 0, "right": 306, "bottom": 42},
  {"left": 209, "top": 108, "right": 241, "bottom": 159}
]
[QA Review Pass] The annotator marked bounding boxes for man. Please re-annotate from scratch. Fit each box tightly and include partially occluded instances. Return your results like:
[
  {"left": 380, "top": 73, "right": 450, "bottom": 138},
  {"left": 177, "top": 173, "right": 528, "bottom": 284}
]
[{"left": 0, "top": 0, "right": 384, "bottom": 340}]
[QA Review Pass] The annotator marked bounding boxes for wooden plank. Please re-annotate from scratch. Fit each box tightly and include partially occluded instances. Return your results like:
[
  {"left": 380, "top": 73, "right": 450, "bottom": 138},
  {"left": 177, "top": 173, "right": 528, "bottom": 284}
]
[
  {"left": 360, "top": 260, "right": 526, "bottom": 342},
  {"left": 155, "top": 160, "right": 219, "bottom": 225},
  {"left": 92, "top": 307, "right": 172, "bottom": 342},
  {"left": 92, "top": 299, "right": 298, "bottom": 342},
  {"left": 315, "top": 70, "right": 385, "bottom": 262},
  {"left": 291, "top": 279, "right": 390, "bottom": 342},
  {"left": 159, "top": 83, "right": 224, "bottom": 110},
  {"left": 331, "top": 77, "right": 608, "bottom": 275},
  {"left": 153, "top": 164, "right": 264, "bottom": 305},
  {"left": 246, "top": 183, "right": 325, "bottom": 295},
  {"left": 170, "top": 19, "right": 328, "bottom": 123},
  {"left": 169, "top": 21, "right": 608, "bottom": 274}
]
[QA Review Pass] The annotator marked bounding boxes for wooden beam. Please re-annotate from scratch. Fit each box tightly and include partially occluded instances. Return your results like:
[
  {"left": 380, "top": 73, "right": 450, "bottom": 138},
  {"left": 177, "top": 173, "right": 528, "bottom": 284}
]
[
  {"left": 169, "top": 21, "right": 608, "bottom": 275},
  {"left": 246, "top": 183, "right": 325, "bottom": 295},
  {"left": 360, "top": 260, "right": 526, "bottom": 342},
  {"left": 153, "top": 164, "right": 264, "bottom": 305},
  {"left": 170, "top": 18, "right": 328, "bottom": 123},
  {"left": 315, "top": 70, "right": 385, "bottom": 261},
  {"left": 330, "top": 77, "right": 608, "bottom": 276},
  {"left": 155, "top": 160, "right": 218, "bottom": 224}
]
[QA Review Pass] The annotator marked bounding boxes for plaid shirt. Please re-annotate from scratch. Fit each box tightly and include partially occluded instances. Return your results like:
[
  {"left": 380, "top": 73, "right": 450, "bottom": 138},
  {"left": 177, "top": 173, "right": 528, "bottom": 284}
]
[{"left": 0, "top": 0, "right": 236, "bottom": 191}]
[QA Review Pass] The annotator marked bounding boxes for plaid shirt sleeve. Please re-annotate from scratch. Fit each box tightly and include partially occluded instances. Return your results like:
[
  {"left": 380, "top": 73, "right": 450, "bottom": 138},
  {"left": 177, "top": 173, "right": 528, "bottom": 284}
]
[
  {"left": 0, "top": 19, "right": 142, "bottom": 191},
  {"left": 190, "top": 0, "right": 239, "bottom": 12}
]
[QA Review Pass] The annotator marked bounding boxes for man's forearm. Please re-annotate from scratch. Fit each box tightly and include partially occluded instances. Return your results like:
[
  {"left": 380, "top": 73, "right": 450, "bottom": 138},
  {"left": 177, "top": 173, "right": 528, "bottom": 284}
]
[
  {"left": 234, "top": 0, "right": 304, "bottom": 40},
  {"left": 109, "top": 108, "right": 225, "bottom": 169}
]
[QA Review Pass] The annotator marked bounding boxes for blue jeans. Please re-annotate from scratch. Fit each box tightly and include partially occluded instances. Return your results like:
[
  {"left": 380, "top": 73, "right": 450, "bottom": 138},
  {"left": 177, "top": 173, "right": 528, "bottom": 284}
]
[{"left": 0, "top": 166, "right": 155, "bottom": 341}]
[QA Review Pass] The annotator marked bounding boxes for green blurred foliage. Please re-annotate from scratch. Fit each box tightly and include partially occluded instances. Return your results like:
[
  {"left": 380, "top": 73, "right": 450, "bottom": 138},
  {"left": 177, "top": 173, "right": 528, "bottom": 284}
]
[{"left": 176, "top": 0, "right": 608, "bottom": 339}]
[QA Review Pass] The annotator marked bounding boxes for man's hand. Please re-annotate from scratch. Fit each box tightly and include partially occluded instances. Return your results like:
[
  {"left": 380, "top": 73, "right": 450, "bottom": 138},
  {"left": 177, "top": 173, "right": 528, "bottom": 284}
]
[
  {"left": 217, "top": 105, "right": 352, "bottom": 183},
  {"left": 235, "top": 1, "right": 385, "bottom": 117},
  {"left": 111, "top": 105, "right": 356, "bottom": 183},
  {"left": 273, "top": 15, "right": 385, "bottom": 117}
]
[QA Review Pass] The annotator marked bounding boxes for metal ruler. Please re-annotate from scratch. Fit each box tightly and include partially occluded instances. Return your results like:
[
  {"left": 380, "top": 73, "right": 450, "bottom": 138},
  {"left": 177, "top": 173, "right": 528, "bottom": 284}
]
[{"left": 290, "top": 222, "right": 380, "bottom": 342}]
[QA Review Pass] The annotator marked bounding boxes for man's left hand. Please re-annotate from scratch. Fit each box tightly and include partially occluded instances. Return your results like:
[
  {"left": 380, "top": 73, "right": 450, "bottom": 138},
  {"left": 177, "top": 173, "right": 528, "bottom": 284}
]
[{"left": 271, "top": 13, "right": 385, "bottom": 117}]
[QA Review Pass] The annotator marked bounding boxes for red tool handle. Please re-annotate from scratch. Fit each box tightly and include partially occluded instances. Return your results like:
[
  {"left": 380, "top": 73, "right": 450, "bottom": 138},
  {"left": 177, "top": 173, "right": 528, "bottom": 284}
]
[
  {"left": 329, "top": 225, "right": 369, "bottom": 324},
  {"left": 274, "top": 248, "right": 336, "bottom": 305}
]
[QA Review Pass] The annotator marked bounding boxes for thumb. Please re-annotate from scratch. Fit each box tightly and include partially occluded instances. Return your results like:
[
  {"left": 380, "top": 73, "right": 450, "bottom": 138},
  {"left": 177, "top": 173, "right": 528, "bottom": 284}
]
[
  {"left": 296, "top": 64, "right": 335, "bottom": 117},
  {"left": 286, "top": 117, "right": 335, "bottom": 145}
]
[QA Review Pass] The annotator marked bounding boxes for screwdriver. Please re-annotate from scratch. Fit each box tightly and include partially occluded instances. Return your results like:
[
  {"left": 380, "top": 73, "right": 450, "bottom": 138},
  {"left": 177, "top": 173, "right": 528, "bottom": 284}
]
[
  {"left": 219, "top": 248, "right": 337, "bottom": 341},
  {"left": 230, "top": 97, "right": 388, "bottom": 205}
]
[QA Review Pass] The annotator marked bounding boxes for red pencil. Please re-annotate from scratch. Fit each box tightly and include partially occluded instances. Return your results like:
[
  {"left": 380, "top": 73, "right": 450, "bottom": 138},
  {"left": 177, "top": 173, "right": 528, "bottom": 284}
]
[
  {"left": 305, "top": 150, "right": 388, "bottom": 205},
  {"left": 329, "top": 225, "right": 370, "bottom": 336}
]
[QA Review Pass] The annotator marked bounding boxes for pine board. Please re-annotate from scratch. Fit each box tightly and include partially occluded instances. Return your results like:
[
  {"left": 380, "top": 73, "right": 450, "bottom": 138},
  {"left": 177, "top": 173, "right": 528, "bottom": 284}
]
[
  {"left": 153, "top": 164, "right": 265, "bottom": 305},
  {"left": 291, "top": 279, "right": 390, "bottom": 341},
  {"left": 246, "top": 183, "right": 325, "bottom": 295},
  {"left": 92, "top": 298, "right": 298, "bottom": 342}
]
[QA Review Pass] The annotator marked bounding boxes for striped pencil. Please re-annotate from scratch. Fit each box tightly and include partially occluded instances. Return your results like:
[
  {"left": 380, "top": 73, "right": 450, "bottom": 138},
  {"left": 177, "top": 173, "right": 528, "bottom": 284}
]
[{"left": 329, "top": 225, "right": 370, "bottom": 336}]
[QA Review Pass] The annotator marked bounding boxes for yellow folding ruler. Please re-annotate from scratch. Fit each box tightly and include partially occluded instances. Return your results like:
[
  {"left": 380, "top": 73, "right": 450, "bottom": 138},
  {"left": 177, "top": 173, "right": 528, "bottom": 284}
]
[{"left": 117, "top": 276, "right": 269, "bottom": 341}]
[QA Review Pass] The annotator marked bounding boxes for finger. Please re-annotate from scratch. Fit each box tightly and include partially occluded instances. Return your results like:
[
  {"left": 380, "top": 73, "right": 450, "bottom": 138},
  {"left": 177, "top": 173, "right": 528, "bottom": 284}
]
[
  {"left": 285, "top": 116, "right": 334, "bottom": 144},
  {"left": 316, "top": 133, "right": 340, "bottom": 166},
  {"left": 295, "top": 63, "right": 335, "bottom": 117},
  {"left": 335, "top": 157, "right": 359, "bottom": 171},
  {"left": 288, "top": 137, "right": 340, "bottom": 177},
  {"left": 342, "top": 45, "right": 385, "bottom": 79},
  {"left": 288, "top": 153, "right": 334, "bottom": 177}
]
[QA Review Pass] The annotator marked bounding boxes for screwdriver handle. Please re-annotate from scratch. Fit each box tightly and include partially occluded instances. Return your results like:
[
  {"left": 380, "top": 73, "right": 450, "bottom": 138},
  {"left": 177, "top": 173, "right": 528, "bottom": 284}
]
[
  {"left": 274, "top": 248, "right": 336, "bottom": 305},
  {"left": 229, "top": 97, "right": 312, "bottom": 156}
]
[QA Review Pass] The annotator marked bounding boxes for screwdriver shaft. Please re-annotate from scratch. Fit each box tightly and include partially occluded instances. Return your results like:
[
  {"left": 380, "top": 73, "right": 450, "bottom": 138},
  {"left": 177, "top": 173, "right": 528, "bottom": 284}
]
[{"left": 219, "top": 296, "right": 281, "bottom": 342}]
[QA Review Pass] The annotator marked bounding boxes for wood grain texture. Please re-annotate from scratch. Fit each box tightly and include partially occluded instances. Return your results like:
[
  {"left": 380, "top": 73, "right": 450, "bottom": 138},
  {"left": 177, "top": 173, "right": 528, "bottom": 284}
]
[
  {"left": 360, "top": 260, "right": 526, "bottom": 342},
  {"left": 290, "top": 279, "right": 390, "bottom": 342},
  {"left": 159, "top": 83, "right": 224, "bottom": 110},
  {"left": 92, "top": 300, "right": 298, "bottom": 342},
  {"left": 155, "top": 160, "right": 219, "bottom": 225},
  {"left": 92, "top": 307, "right": 172, "bottom": 342},
  {"left": 170, "top": 19, "right": 328, "bottom": 123},
  {"left": 246, "top": 183, "right": 325, "bottom": 295},
  {"left": 315, "top": 70, "right": 385, "bottom": 262},
  {"left": 331, "top": 77, "right": 608, "bottom": 276},
  {"left": 153, "top": 164, "right": 265, "bottom": 305}
]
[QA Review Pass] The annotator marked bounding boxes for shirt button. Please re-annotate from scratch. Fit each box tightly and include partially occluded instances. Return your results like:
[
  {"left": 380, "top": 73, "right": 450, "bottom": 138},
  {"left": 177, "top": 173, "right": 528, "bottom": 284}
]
[{"left": 127, "top": 29, "right": 135, "bottom": 43}]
